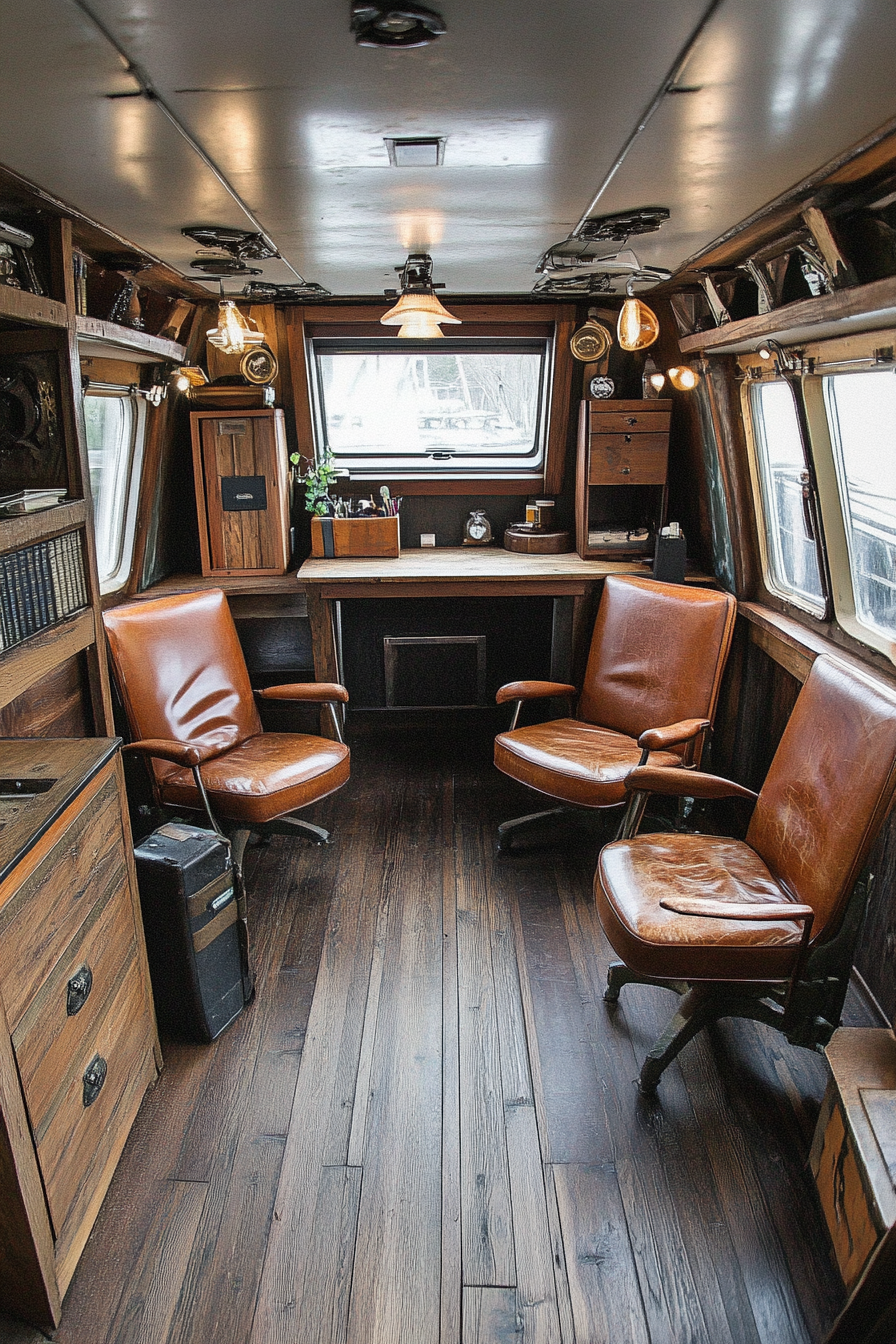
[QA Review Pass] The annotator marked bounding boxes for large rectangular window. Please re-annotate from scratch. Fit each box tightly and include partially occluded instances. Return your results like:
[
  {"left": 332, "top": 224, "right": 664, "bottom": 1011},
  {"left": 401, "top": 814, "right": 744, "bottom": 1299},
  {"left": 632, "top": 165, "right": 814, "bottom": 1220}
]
[
  {"left": 823, "top": 369, "right": 896, "bottom": 642},
  {"left": 84, "top": 390, "right": 145, "bottom": 593},
  {"left": 748, "top": 379, "right": 825, "bottom": 613},
  {"left": 310, "top": 338, "right": 551, "bottom": 475}
]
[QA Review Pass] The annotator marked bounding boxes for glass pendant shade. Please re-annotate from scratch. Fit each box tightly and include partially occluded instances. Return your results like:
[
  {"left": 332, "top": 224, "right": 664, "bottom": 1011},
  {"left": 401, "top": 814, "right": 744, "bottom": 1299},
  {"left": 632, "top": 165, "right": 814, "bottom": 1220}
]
[
  {"left": 649, "top": 372, "right": 666, "bottom": 391},
  {"left": 381, "top": 290, "right": 461, "bottom": 338},
  {"left": 207, "top": 300, "right": 266, "bottom": 355},
  {"left": 617, "top": 296, "right": 660, "bottom": 351},
  {"left": 667, "top": 365, "right": 700, "bottom": 391}
]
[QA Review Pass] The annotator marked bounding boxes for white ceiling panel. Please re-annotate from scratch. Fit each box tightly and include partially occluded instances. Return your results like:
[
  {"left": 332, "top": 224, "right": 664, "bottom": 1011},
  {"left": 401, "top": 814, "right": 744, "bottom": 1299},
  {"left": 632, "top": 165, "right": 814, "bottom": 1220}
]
[{"left": 0, "top": 0, "right": 895, "bottom": 295}]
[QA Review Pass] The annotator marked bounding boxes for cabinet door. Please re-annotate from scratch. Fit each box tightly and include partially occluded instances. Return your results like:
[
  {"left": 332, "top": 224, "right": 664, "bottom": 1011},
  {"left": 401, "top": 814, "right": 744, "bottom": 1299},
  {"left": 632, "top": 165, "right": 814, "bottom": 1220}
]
[
  {"left": 197, "top": 411, "right": 290, "bottom": 574},
  {"left": 588, "top": 436, "right": 668, "bottom": 485}
]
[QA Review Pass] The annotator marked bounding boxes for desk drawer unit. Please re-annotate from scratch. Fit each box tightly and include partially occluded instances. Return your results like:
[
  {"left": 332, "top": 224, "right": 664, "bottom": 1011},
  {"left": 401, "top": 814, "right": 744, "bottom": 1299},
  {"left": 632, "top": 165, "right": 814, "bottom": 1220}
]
[
  {"left": 576, "top": 398, "right": 672, "bottom": 558},
  {"left": 0, "top": 744, "right": 160, "bottom": 1330}
]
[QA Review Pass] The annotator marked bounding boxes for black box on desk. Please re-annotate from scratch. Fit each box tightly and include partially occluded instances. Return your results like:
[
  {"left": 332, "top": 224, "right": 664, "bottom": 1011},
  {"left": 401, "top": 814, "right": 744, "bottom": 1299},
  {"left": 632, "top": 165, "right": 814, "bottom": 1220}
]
[
  {"left": 133, "top": 823, "right": 249, "bottom": 1042},
  {"left": 653, "top": 528, "right": 687, "bottom": 584}
]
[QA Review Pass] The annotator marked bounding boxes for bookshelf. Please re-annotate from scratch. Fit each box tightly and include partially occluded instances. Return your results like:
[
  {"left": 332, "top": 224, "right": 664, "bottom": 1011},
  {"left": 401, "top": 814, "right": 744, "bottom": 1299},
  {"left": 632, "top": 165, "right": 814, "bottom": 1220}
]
[{"left": 0, "top": 215, "right": 113, "bottom": 734}]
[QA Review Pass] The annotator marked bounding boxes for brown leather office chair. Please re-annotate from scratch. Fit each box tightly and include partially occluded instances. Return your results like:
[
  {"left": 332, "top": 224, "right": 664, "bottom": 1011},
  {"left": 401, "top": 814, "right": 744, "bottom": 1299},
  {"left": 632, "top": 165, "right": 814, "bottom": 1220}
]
[
  {"left": 597, "top": 654, "right": 896, "bottom": 1094},
  {"left": 103, "top": 588, "right": 350, "bottom": 862},
  {"left": 494, "top": 575, "right": 737, "bottom": 850}
]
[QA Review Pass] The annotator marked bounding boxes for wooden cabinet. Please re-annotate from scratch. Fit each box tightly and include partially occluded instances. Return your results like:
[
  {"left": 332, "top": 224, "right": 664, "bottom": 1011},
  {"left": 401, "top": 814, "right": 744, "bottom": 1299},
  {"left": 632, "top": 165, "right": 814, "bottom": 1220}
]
[
  {"left": 810, "top": 1028, "right": 896, "bottom": 1291},
  {"left": 575, "top": 398, "right": 671, "bottom": 558},
  {"left": 191, "top": 408, "right": 291, "bottom": 576},
  {"left": 0, "top": 738, "right": 160, "bottom": 1330}
]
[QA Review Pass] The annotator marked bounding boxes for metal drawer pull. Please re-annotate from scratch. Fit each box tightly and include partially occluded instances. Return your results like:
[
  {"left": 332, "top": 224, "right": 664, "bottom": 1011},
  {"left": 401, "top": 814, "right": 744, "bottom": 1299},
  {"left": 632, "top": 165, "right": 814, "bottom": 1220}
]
[
  {"left": 620, "top": 467, "right": 631, "bottom": 474},
  {"left": 625, "top": 416, "right": 638, "bottom": 425},
  {"left": 66, "top": 964, "right": 93, "bottom": 1016},
  {"left": 82, "top": 1055, "right": 107, "bottom": 1108},
  {"left": 624, "top": 433, "right": 632, "bottom": 443}
]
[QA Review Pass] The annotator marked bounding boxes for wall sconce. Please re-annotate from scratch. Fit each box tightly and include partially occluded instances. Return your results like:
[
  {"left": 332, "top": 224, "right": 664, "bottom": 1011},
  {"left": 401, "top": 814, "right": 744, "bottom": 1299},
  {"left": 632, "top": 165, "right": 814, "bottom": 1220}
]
[
  {"left": 666, "top": 365, "right": 700, "bottom": 391},
  {"left": 173, "top": 366, "right": 209, "bottom": 393},
  {"left": 207, "top": 299, "right": 266, "bottom": 355},
  {"left": 617, "top": 281, "right": 660, "bottom": 351},
  {"left": 381, "top": 253, "right": 460, "bottom": 337}
]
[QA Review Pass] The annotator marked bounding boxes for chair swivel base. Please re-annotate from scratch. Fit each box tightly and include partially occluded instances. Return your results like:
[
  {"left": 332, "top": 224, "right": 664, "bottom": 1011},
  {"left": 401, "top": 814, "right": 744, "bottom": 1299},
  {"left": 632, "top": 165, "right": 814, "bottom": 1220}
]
[{"left": 496, "top": 806, "right": 574, "bottom": 853}]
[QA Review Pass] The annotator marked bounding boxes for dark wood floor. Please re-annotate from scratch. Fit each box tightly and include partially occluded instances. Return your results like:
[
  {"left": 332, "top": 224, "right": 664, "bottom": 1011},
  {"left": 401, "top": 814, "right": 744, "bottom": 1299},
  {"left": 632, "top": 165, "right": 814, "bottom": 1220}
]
[{"left": 1, "top": 713, "right": 863, "bottom": 1344}]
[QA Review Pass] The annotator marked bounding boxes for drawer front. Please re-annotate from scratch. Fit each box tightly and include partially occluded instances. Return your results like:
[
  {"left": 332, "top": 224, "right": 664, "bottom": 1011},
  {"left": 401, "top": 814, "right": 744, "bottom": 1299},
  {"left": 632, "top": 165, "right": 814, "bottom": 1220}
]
[
  {"left": 590, "top": 409, "right": 670, "bottom": 434},
  {"left": 589, "top": 435, "right": 668, "bottom": 484},
  {"left": 815, "top": 1100, "right": 881, "bottom": 1289},
  {"left": 0, "top": 771, "right": 122, "bottom": 1032},
  {"left": 32, "top": 955, "right": 156, "bottom": 1238},
  {"left": 12, "top": 868, "right": 136, "bottom": 1139}
]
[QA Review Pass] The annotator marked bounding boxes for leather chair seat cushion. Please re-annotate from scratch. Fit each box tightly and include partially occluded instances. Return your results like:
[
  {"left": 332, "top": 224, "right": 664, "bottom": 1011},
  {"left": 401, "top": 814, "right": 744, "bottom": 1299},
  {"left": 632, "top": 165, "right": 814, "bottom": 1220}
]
[
  {"left": 494, "top": 719, "right": 681, "bottom": 808},
  {"left": 159, "top": 733, "right": 351, "bottom": 826},
  {"left": 596, "top": 832, "right": 805, "bottom": 982}
]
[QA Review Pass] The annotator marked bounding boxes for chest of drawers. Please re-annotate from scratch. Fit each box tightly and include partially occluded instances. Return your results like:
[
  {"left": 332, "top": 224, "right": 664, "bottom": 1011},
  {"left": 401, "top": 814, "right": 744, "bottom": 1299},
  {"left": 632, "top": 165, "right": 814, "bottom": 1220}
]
[
  {"left": 0, "top": 739, "right": 160, "bottom": 1330},
  {"left": 575, "top": 398, "right": 672, "bottom": 558}
]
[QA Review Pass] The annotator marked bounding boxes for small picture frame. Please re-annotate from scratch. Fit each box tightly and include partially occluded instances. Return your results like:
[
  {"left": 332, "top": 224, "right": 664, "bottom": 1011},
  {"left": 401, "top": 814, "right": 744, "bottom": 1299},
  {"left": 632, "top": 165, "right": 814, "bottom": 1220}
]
[{"left": 241, "top": 346, "right": 279, "bottom": 385}]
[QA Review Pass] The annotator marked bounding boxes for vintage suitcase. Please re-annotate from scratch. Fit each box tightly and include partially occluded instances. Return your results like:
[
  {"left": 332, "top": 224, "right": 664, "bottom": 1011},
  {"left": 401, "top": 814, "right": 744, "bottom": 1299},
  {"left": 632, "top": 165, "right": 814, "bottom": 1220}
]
[{"left": 133, "top": 822, "right": 252, "bottom": 1042}]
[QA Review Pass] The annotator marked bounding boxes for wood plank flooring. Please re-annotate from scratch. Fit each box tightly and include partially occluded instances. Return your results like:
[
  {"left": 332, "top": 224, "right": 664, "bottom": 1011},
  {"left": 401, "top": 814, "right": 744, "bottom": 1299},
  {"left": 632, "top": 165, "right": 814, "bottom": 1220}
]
[{"left": 0, "top": 713, "right": 863, "bottom": 1344}]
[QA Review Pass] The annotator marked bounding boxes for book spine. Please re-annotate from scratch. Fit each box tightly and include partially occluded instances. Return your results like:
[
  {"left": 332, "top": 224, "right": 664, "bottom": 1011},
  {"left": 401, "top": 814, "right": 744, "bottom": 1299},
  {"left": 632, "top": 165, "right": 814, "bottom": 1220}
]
[
  {"left": 0, "top": 555, "right": 16, "bottom": 647},
  {"left": 48, "top": 536, "right": 67, "bottom": 617},
  {"left": 13, "top": 549, "right": 35, "bottom": 638},
  {"left": 38, "top": 541, "right": 57, "bottom": 624},
  {"left": 28, "top": 544, "right": 49, "bottom": 631},
  {"left": 72, "top": 533, "right": 87, "bottom": 608}
]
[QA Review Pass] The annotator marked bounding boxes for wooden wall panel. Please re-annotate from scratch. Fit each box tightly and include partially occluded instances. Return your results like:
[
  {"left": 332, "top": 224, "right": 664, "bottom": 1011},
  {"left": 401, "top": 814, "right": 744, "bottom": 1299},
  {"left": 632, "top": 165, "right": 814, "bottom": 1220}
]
[{"left": 0, "top": 653, "right": 92, "bottom": 738}]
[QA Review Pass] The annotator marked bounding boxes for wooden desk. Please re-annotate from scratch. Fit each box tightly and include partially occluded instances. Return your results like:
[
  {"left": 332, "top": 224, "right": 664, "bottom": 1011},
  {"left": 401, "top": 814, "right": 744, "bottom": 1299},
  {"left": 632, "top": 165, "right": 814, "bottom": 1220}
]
[{"left": 298, "top": 549, "right": 687, "bottom": 715}]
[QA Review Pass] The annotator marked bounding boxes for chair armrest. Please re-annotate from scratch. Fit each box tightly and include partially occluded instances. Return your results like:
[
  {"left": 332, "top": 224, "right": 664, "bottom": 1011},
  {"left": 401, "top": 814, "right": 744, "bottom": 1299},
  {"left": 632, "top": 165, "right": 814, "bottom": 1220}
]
[
  {"left": 495, "top": 680, "right": 577, "bottom": 706},
  {"left": 659, "top": 895, "right": 813, "bottom": 922},
  {"left": 623, "top": 765, "right": 759, "bottom": 802},
  {"left": 256, "top": 682, "right": 349, "bottom": 704},
  {"left": 637, "top": 718, "right": 710, "bottom": 753},
  {"left": 123, "top": 738, "right": 226, "bottom": 768}
]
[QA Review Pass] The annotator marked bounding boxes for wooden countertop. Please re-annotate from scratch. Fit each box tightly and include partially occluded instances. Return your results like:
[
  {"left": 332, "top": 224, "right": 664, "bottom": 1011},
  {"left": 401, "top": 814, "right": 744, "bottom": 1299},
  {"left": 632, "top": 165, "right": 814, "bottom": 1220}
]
[
  {"left": 0, "top": 738, "right": 118, "bottom": 891},
  {"left": 298, "top": 548, "right": 653, "bottom": 586}
]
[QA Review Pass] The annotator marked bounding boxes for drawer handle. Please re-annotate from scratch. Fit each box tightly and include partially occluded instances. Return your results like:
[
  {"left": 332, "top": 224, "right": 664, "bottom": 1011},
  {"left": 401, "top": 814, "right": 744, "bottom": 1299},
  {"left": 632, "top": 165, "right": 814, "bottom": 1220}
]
[
  {"left": 624, "top": 434, "right": 633, "bottom": 443},
  {"left": 82, "top": 1054, "right": 107, "bottom": 1108},
  {"left": 67, "top": 964, "right": 93, "bottom": 1016},
  {"left": 620, "top": 467, "right": 631, "bottom": 475},
  {"left": 625, "top": 416, "right": 638, "bottom": 425}
]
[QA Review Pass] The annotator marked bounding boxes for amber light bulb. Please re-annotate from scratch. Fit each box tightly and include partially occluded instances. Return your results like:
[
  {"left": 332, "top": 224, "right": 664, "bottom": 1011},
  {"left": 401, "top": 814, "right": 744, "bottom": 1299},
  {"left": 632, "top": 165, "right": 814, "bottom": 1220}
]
[
  {"left": 617, "top": 296, "right": 660, "bottom": 351},
  {"left": 667, "top": 365, "right": 700, "bottom": 391}
]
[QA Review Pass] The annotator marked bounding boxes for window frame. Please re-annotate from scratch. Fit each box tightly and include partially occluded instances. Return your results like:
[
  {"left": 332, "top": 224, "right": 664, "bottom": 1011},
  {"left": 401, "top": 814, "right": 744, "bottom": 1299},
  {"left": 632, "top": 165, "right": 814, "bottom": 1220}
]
[
  {"left": 296, "top": 304, "right": 576, "bottom": 494},
  {"left": 742, "top": 371, "right": 828, "bottom": 618},
  {"left": 82, "top": 386, "right": 147, "bottom": 595}
]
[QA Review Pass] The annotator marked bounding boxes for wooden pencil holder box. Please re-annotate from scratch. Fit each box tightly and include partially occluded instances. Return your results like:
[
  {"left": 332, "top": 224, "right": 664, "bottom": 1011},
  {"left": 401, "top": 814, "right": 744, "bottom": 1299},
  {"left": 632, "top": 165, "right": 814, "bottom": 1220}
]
[{"left": 311, "top": 515, "right": 400, "bottom": 558}]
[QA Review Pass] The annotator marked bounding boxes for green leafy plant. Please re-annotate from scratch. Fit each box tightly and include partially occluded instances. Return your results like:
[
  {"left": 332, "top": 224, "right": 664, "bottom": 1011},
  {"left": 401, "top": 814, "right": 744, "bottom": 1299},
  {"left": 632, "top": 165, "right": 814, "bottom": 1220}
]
[{"left": 291, "top": 448, "right": 338, "bottom": 516}]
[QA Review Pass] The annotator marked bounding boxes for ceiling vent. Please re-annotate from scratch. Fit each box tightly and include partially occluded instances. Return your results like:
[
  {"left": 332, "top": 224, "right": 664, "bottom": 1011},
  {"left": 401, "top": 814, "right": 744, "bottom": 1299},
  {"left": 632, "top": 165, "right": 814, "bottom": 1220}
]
[
  {"left": 351, "top": 2, "right": 446, "bottom": 47},
  {"left": 385, "top": 137, "right": 445, "bottom": 167},
  {"left": 579, "top": 208, "right": 670, "bottom": 243}
]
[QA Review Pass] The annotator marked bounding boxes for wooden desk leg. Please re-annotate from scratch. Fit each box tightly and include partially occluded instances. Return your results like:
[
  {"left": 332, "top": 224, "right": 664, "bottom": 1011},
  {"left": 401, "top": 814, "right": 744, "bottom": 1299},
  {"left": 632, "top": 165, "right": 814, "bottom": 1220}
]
[{"left": 305, "top": 589, "right": 342, "bottom": 739}]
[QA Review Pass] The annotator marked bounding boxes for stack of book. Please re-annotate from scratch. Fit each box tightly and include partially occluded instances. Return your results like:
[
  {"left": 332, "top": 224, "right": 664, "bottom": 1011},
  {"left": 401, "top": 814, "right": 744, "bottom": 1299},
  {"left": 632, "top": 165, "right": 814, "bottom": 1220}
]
[{"left": 0, "top": 532, "right": 87, "bottom": 652}]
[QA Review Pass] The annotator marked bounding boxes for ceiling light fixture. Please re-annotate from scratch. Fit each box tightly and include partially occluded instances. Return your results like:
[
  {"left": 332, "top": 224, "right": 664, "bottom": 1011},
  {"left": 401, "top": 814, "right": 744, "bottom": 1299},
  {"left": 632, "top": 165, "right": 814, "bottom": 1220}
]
[
  {"left": 617, "top": 280, "right": 660, "bottom": 351},
  {"left": 381, "top": 253, "right": 460, "bottom": 337},
  {"left": 351, "top": 1, "right": 446, "bottom": 47},
  {"left": 207, "top": 299, "right": 266, "bottom": 356}
]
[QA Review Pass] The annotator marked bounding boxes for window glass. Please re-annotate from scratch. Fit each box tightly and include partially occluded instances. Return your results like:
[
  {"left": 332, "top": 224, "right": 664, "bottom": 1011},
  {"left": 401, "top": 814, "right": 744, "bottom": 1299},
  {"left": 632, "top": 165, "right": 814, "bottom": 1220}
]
[
  {"left": 749, "top": 380, "right": 825, "bottom": 611},
  {"left": 311, "top": 339, "right": 549, "bottom": 474},
  {"left": 823, "top": 370, "right": 896, "bottom": 641},
  {"left": 83, "top": 392, "right": 144, "bottom": 592}
]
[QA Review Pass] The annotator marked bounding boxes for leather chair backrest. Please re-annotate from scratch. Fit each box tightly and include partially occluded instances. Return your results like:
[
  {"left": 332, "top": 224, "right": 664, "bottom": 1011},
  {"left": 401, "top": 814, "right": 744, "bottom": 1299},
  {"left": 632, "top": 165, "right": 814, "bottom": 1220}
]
[
  {"left": 576, "top": 575, "right": 737, "bottom": 741},
  {"left": 103, "top": 589, "right": 261, "bottom": 784},
  {"left": 747, "top": 654, "right": 896, "bottom": 939}
]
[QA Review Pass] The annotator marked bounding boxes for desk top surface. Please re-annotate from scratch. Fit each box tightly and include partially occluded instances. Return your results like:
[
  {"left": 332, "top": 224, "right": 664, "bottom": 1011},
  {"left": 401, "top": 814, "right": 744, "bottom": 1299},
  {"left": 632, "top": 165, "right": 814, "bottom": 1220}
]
[{"left": 298, "top": 548, "right": 652, "bottom": 585}]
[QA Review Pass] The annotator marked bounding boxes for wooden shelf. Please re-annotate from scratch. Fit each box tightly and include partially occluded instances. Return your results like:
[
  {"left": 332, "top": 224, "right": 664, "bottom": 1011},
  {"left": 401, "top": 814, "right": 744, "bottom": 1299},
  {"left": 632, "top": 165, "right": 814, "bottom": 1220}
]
[
  {"left": 0, "top": 285, "right": 69, "bottom": 330},
  {"left": 0, "top": 500, "right": 88, "bottom": 555},
  {"left": 137, "top": 571, "right": 303, "bottom": 598},
  {"left": 678, "top": 274, "right": 896, "bottom": 355},
  {"left": 0, "top": 609, "right": 95, "bottom": 713},
  {"left": 74, "top": 315, "right": 186, "bottom": 363}
]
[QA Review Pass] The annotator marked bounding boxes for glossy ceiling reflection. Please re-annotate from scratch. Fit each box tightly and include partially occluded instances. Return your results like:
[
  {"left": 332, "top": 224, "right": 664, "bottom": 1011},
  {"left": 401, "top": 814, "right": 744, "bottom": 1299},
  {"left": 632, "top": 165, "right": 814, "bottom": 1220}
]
[{"left": 0, "top": 0, "right": 894, "bottom": 295}]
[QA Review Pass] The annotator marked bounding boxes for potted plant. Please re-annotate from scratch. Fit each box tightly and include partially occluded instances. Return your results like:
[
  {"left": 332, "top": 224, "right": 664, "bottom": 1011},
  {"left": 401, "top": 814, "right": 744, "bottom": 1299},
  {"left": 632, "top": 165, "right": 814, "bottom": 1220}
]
[{"left": 291, "top": 447, "right": 338, "bottom": 516}]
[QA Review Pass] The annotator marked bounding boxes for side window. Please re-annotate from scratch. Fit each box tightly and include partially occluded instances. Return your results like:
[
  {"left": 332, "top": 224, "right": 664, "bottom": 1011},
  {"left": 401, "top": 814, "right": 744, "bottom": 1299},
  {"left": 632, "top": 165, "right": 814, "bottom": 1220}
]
[
  {"left": 748, "top": 379, "right": 826, "bottom": 614},
  {"left": 823, "top": 370, "right": 896, "bottom": 642},
  {"left": 83, "top": 391, "right": 145, "bottom": 593}
]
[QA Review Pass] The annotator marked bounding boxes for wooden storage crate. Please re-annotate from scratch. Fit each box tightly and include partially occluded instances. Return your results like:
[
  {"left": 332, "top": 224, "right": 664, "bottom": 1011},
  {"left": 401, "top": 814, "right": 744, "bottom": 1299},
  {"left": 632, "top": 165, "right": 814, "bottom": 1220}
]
[{"left": 310, "top": 515, "right": 400, "bottom": 558}]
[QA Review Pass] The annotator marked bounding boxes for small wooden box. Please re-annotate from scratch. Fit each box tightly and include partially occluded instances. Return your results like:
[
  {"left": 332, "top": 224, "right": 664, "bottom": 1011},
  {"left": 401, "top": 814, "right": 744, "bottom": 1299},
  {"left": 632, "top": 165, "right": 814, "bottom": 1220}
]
[
  {"left": 191, "top": 409, "right": 290, "bottom": 576},
  {"left": 311, "top": 515, "right": 400, "bottom": 558}
]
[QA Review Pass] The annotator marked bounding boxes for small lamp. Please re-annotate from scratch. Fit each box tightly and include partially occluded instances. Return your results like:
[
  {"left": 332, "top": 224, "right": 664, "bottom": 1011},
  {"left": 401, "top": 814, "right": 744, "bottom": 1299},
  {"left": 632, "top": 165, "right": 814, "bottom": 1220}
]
[
  {"left": 207, "top": 299, "right": 266, "bottom": 355},
  {"left": 666, "top": 365, "right": 700, "bottom": 391},
  {"left": 617, "top": 280, "right": 660, "bottom": 352}
]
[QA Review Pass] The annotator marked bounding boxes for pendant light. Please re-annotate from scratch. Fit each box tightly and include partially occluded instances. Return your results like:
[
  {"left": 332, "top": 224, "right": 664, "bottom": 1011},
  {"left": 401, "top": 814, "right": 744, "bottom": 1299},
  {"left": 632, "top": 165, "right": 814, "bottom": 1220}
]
[
  {"left": 380, "top": 253, "right": 460, "bottom": 337},
  {"left": 617, "top": 280, "right": 660, "bottom": 352},
  {"left": 207, "top": 299, "right": 266, "bottom": 355},
  {"left": 666, "top": 365, "right": 700, "bottom": 391}
]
